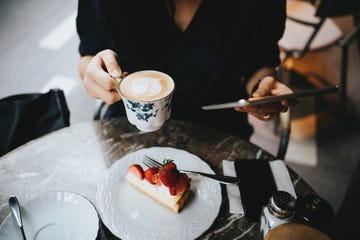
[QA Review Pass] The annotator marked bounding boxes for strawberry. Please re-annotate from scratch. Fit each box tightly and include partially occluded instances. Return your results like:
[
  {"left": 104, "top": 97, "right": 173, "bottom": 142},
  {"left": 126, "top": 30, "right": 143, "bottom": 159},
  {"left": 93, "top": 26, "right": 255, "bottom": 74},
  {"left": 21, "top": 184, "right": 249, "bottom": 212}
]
[
  {"left": 159, "top": 159, "right": 180, "bottom": 187},
  {"left": 169, "top": 186, "right": 177, "bottom": 196},
  {"left": 168, "top": 174, "right": 190, "bottom": 196},
  {"left": 163, "top": 160, "right": 176, "bottom": 171},
  {"left": 144, "top": 167, "right": 159, "bottom": 184},
  {"left": 128, "top": 164, "right": 144, "bottom": 180},
  {"left": 152, "top": 173, "right": 162, "bottom": 186},
  {"left": 173, "top": 173, "right": 191, "bottom": 195},
  {"left": 180, "top": 173, "right": 191, "bottom": 183},
  {"left": 160, "top": 168, "right": 180, "bottom": 187}
]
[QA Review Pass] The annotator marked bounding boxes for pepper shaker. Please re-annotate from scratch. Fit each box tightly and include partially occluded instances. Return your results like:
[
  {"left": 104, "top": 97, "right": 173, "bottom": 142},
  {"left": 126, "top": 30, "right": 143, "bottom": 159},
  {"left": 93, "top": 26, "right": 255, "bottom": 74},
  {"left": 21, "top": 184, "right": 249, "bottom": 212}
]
[{"left": 260, "top": 191, "right": 296, "bottom": 239}]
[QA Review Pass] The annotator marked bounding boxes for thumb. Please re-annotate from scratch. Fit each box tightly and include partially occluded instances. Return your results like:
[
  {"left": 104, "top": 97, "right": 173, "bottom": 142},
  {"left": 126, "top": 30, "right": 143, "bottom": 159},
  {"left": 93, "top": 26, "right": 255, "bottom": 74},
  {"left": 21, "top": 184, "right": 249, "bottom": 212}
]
[
  {"left": 252, "top": 76, "right": 275, "bottom": 97},
  {"left": 99, "top": 50, "right": 122, "bottom": 78}
]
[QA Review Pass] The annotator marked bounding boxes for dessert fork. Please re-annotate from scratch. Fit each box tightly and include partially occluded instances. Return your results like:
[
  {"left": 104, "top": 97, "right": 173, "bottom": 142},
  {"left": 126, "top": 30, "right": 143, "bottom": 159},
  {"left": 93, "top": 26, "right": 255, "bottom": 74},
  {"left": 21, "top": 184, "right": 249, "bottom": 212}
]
[{"left": 143, "top": 155, "right": 239, "bottom": 184}]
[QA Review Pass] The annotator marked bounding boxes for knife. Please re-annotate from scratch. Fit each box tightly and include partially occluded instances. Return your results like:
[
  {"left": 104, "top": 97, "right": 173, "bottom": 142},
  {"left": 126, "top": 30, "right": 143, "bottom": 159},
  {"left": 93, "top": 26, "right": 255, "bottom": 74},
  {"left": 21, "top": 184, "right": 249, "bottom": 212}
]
[{"left": 202, "top": 85, "right": 339, "bottom": 110}]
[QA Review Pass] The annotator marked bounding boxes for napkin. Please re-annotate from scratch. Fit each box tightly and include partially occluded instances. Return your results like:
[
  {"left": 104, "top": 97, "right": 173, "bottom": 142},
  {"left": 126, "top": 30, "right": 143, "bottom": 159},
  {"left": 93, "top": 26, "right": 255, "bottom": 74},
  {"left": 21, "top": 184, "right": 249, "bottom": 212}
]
[{"left": 223, "top": 159, "right": 296, "bottom": 214}]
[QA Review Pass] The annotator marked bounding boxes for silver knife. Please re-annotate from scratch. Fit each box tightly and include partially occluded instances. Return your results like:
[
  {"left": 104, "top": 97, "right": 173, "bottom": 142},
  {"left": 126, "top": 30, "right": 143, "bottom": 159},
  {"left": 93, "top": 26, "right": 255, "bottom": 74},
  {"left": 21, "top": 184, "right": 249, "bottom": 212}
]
[{"left": 202, "top": 85, "right": 339, "bottom": 110}]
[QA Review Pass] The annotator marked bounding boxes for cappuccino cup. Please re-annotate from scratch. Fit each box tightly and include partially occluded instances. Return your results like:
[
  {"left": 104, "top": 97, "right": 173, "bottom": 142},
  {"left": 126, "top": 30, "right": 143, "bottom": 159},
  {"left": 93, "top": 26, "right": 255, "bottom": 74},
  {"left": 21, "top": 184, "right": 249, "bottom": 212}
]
[{"left": 116, "top": 70, "right": 175, "bottom": 132}]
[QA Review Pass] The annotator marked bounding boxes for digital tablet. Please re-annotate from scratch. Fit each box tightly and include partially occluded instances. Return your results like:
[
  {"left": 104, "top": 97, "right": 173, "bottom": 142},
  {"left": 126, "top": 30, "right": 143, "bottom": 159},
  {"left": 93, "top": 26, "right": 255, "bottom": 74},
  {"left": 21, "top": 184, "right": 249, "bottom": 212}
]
[{"left": 202, "top": 85, "right": 339, "bottom": 110}]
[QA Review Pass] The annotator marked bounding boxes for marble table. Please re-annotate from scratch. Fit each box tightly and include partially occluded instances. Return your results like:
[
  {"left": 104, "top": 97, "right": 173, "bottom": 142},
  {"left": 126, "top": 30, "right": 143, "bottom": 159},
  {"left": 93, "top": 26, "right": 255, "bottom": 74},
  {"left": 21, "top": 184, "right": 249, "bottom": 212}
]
[{"left": 0, "top": 117, "right": 314, "bottom": 239}]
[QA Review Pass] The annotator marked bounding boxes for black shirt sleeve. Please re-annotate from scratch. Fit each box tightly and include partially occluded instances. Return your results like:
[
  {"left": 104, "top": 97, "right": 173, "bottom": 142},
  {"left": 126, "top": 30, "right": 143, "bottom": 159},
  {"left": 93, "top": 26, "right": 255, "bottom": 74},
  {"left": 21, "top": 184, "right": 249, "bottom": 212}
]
[{"left": 76, "top": 0, "right": 113, "bottom": 56}]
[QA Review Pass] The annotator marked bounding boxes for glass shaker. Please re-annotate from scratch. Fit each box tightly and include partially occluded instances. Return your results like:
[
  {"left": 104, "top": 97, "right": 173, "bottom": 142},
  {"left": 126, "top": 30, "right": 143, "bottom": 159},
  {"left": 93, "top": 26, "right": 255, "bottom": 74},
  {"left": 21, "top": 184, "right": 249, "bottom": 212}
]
[{"left": 260, "top": 190, "right": 296, "bottom": 239}]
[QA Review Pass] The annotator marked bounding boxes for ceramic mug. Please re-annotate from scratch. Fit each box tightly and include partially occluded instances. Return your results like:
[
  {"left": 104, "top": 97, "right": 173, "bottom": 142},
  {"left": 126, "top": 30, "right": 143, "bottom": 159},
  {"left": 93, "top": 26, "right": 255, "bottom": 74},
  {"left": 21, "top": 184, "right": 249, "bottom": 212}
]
[{"left": 116, "top": 70, "right": 175, "bottom": 132}]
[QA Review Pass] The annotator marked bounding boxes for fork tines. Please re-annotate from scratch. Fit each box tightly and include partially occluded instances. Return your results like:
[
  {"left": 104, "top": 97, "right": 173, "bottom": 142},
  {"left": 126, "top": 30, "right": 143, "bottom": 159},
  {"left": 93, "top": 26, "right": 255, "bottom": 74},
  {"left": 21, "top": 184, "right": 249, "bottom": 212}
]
[{"left": 143, "top": 155, "right": 162, "bottom": 168}]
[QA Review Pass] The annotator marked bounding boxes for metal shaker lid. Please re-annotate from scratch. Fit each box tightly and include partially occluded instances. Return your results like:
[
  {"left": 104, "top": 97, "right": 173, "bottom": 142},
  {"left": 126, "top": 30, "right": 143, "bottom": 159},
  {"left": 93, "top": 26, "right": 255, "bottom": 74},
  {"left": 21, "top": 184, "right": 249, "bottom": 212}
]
[{"left": 268, "top": 191, "right": 296, "bottom": 218}]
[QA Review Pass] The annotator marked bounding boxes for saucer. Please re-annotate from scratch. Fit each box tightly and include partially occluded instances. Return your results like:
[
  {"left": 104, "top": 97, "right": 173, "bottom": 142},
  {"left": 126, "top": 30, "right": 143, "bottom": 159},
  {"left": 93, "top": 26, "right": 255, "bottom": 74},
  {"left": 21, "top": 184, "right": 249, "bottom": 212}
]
[{"left": 0, "top": 192, "right": 99, "bottom": 240}]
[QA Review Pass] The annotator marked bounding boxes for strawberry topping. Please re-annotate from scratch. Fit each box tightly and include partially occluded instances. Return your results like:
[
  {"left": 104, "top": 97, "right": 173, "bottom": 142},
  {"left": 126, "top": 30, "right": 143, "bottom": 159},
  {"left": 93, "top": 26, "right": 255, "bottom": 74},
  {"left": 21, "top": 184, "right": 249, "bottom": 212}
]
[
  {"left": 128, "top": 159, "right": 191, "bottom": 196},
  {"left": 160, "top": 169, "right": 180, "bottom": 187},
  {"left": 175, "top": 173, "right": 191, "bottom": 194},
  {"left": 128, "top": 164, "right": 144, "bottom": 180},
  {"left": 144, "top": 167, "right": 159, "bottom": 184},
  {"left": 159, "top": 160, "right": 180, "bottom": 187},
  {"left": 152, "top": 173, "right": 162, "bottom": 186}
]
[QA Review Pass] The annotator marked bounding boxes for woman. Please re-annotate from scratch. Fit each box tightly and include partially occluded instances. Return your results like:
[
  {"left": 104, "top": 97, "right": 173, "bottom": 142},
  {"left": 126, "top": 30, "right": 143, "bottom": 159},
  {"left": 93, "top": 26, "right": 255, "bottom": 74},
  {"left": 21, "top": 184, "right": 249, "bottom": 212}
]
[{"left": 77, "top": 0, "right": 293, "bottom": 139}]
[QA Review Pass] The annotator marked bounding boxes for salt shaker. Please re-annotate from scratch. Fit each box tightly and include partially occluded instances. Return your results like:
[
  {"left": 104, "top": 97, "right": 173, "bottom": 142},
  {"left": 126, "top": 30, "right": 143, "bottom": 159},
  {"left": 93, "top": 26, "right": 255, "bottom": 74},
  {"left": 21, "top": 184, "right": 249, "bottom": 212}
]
[{"left": 260, "top": 191, "right": 296, "bottom": 239}]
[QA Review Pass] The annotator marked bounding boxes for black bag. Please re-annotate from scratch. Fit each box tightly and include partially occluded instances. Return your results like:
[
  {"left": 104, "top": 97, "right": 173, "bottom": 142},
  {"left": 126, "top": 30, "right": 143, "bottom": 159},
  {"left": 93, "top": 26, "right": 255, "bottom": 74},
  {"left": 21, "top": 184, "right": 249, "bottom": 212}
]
[{"left": 0, "top": 88, "right": 70, "bottom": 156}]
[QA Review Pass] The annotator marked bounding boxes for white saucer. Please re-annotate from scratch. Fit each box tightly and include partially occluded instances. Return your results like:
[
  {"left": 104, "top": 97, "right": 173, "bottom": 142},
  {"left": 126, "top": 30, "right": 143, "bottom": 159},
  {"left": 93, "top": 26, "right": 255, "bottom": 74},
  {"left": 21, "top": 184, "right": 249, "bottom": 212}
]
[{"left": 0, "top": 192, "right": 99, "bottom": 240}]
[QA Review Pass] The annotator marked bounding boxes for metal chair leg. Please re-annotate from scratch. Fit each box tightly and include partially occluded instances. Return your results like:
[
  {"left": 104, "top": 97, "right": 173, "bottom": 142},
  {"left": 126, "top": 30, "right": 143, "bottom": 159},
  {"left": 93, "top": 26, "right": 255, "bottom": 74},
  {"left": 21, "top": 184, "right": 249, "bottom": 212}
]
[
  {"left": 277, "top": 110, "right": 291, "bottom": 160},
  {"left": 338, "top": 23, "right": 360, "bottom": 106}
]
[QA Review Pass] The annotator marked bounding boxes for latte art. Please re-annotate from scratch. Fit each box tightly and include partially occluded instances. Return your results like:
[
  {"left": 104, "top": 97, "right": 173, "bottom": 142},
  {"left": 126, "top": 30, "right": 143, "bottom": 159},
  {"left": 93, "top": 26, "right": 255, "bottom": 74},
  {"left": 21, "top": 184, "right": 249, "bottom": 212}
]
[
  {"left": 129, "top": 77, "right": 162, "bottom": 98},
  {"left": 119, "top": 71, "right": 174, "bottom": 102}
]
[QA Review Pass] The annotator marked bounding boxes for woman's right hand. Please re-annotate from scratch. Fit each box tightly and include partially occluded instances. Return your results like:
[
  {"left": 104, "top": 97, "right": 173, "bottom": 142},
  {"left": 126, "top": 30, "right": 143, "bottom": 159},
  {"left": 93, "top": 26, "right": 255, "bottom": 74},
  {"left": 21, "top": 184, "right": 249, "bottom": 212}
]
[{"left": 81, "top": 49, "right": 123, "bottom": 104}]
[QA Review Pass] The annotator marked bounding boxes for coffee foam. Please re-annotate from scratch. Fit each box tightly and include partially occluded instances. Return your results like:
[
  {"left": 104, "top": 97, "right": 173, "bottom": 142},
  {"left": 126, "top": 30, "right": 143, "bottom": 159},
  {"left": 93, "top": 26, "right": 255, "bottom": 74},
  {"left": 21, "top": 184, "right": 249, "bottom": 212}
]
[
  {"left": 129, "top": 77, "right": 162, "bottom": 97},
  {"left": 119, "top": 71, "right": 174, "bottom": 102}
]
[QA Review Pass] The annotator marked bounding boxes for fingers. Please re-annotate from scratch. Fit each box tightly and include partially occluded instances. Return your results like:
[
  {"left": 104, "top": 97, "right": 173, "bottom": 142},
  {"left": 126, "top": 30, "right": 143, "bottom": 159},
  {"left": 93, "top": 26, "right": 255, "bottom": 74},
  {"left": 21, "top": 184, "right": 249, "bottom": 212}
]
[
  {"left": 270, "top": 81, "right": 297, "bottom": 107},
  {"left": 248, "top": 76, "right": 296, "bottom": 111},
  {"left": 87, "top": 55, "right": 119, "bottom": 90},
  {"left": 253, "top": 112, "right": 275, "bottom": 121},
  {"left": 235, "top": 107, "right": 276, "bottom": 121},
  {"left": 84, "top": 77, "right": 121, "bottom": 104},
  {"left": 242, "top": 103, "right": 288, "bottom": 113},
  {"left": 235, "top": 102, "right": 288, "bottom": 121},
  {"left": 236, "top": 76, "right": 294, "bottom": 121},
  {"left": 252, "top": 76, "right": 276, "bottom": 97},
  {"left": 98, "top": 50, "right": 122, "bottom": 78},
  {"left": 273, "top": 82, "right": 298, "bottom": 107},
  {"left": 83, "top": 49, "right": 122, "bottom": 104}
]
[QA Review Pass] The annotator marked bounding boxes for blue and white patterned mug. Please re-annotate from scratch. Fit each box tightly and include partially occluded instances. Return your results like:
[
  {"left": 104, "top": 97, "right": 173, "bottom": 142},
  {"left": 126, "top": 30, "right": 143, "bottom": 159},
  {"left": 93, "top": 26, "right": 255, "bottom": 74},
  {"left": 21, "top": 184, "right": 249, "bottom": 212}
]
[{"left": 116, "top": 70, "right": 175, "bottom": 132}]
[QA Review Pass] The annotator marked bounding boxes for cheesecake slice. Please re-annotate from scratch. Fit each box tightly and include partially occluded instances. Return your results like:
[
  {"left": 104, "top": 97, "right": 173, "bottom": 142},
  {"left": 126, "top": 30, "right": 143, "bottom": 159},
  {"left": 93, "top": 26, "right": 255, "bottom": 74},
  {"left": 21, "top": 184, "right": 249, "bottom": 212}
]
[{"left": 125, "top": 160, "right": 191, "bottom": 213}]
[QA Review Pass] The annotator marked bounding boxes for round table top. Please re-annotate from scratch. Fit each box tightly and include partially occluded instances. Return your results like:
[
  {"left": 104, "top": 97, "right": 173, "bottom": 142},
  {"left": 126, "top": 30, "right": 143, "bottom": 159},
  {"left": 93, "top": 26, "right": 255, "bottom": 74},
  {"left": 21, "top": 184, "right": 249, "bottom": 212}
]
[{"left": 0, "top": 117, "right": 314, "bottom": 239}]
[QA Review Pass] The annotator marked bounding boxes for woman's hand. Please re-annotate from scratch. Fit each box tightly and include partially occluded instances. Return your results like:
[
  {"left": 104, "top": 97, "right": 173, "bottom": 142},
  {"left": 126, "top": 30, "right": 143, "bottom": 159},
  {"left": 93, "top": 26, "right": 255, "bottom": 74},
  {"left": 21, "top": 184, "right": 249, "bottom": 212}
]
[
  {"left": 80, "top": 49, "right": 123, "bottom": 104},
  {"left": 235, "top": 76, "right": 296, "bottom": 121}
]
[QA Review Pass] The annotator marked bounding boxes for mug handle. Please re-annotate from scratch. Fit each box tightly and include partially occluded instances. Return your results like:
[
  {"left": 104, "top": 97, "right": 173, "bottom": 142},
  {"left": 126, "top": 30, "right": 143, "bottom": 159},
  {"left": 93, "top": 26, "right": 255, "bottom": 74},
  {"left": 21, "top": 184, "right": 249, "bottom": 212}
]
[
  {"left": 115, "top": 77, "right": 122, "bottom": 85},
  {"left": 113, "top": 77, "right": 122, "bottom": 95},
  {"left": 114, "top": 71, "right": 129, "bottom": 95}
]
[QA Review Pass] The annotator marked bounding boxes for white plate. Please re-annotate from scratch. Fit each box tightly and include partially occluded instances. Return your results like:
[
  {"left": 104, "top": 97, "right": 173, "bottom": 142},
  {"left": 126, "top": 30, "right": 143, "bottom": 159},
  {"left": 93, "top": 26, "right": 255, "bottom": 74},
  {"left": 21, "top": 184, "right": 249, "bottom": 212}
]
[
  {"left": 96, "top": 147, "right": 222, "bottom": 240},
  {"left": 0, "top": 192, "right": 99, "bottom": 240}
]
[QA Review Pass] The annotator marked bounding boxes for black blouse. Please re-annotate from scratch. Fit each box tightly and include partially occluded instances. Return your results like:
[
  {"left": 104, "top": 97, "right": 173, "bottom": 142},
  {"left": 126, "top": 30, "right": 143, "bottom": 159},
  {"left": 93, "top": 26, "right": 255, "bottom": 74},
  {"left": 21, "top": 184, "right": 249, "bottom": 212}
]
[{"left": 76, "top": 0, "right": 286, "bottom": 139}]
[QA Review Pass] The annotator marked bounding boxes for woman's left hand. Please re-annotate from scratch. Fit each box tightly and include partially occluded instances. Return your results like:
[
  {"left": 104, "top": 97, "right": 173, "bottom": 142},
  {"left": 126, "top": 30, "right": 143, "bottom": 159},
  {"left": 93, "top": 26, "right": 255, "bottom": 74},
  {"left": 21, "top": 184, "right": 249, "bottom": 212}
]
[{"left": 235, "top": 76, "right": 296, "bottom": 121}]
